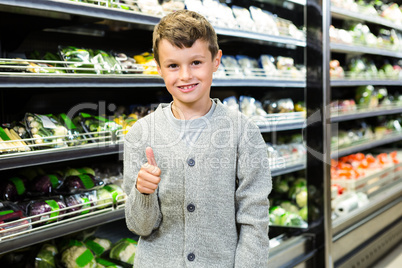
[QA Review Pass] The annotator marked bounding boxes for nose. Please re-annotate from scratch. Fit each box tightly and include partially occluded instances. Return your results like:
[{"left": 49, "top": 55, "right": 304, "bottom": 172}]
[{"left": 179, "top": 66, "right": 192, "bottom": 81}]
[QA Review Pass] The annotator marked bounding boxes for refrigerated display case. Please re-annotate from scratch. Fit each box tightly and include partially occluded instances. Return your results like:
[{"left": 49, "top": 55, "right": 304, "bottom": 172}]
[
  {"left": 329, "top": 0, "right": 402, "bottom": 267},
  {"left": 0, "top": 0, "right": 399, "bottom": 267}
]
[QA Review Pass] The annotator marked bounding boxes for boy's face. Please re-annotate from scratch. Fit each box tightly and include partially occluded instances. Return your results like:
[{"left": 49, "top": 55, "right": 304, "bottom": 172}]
[{"left": 156, "top": 39, "right": 222, "bottom": 110}]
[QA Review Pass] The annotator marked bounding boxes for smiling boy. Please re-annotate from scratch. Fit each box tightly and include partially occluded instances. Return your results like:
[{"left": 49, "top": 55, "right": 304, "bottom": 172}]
[{"left": 123, "top": 10, "right": 272, "bottom": 267}]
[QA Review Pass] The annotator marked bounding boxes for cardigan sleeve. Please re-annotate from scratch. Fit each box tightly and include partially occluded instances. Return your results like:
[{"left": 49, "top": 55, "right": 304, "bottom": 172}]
[
  {"left": 123, "top": 122, "right": 162, "bottom": 237},
  {"left": 234, "top": 119, "right": 272, "bottom": 268}
]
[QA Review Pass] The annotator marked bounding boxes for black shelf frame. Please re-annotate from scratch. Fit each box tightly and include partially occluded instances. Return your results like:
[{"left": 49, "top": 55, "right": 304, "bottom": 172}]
[
  {"left": 0, "top": 209, "right": 125, "bottom": 254},
  {"left": 331, "top": 6, "right": 402, "bottom": 32},
  {"left": 331, "top": 133, "right": 402, "bottom": 158},
  {"left": 331, "top": 107, "right": 402, "bottom": 122},
  {"left": 0, "top": 144, "right": 123, "bottom": 171},
  {"left": 0, "top": 75, "right": 306, "bottom": 88},
  {"left": 330, "top": 43, "right": 402, "bottom": 58},
  {"left": 331, "top": 79, "right": 402, "bottom": 87}
]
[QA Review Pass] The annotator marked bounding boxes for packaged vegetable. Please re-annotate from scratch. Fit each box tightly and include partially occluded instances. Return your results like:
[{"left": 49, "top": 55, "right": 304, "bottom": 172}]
[
  {"left": 35, "top": 243, "right": 58, "bottom": 268},
  {"left": 29, "top": 173, "right": 63, "bottom": 195},
  {"left": 0, "top": 126, "right": 30, "bottom": 153},
  {"left": 25, "top": 113, "right": 68, "bottom": 148},
  {"left": 72, "top": 113, "right": 122, "bottom": 142},
  {"left": 61, "top": 174, "right": 104, "bottom": 193},
  {"left": 236, "top": 55, "right": 263, "bottom": 78},
  {"left": 59, "top": 46, "right": 97, "bottom": 74},
  {"left": 85, "top": 237, "right": 112, "bottom": 256},
  {"left": 113, "top": 53, "right": 144, "bottom": 74},
  {"left": 0, "top": 176, "right": 28, "bottom": 201},
  {"left": 249, "top": 6, "right": 279, "bottom": 35},
  {"left": 259, "top": 55, "right": 278, "bottom": 76},
  {"left": 109, "top": 238, "right": 138, "bottom": 265},
  {"left": 64, "top": 190, "right": 97, "bottom": 217},
  {"left": 0, "top": 201, "right": 31, "bottom": 238},
  {"left": 221, "top": 55, "right": 243, "bottom": 78},
  {"left": 61, "top": 240, "right": 97, "bottom": 268},
  {"left": 58, "top": 113, "right": 89, "bottom": 146},
  {"left": 26, "top": 197, "right": 67, "bottom": 225},
  {"left": 92, "top": 50, "right": 122, "bottom": 74},
  {"left": 231, "top": 5, "right": 256, "bottom": 31},
  {"left": 95, "top": 257, "right": 124, "bottom": 268},
  {"left": 103, "top": 184, "right": 125, "bottom": 204}
]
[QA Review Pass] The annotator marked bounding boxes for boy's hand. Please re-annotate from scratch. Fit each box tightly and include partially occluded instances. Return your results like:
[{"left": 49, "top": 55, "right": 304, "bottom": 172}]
[{"left": 136, "top": 147, "right": 161, "bottom": 194}]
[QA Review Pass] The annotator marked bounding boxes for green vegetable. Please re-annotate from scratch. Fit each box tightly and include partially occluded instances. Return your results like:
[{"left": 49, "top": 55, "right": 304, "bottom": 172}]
[
  {"left": 85, "top": 237, "right": 112, "bottom": 256},
  {"left": 269, "top": 206, "right": 286, "bottom": 225},
  {"left": 61, "top": 242, "right": 97, "bottom": 268},
  {"left": 35, "top": 243, "right": 58, "bottom": 268},
  {"left": 299, "top": 206, "right": 308, "bottom": 221},
  {"left": 109, "top": 238, "right": 137, "bottom": 265},
  {"left": 103, "top": 184, "right": 125, "bottom": 204}
]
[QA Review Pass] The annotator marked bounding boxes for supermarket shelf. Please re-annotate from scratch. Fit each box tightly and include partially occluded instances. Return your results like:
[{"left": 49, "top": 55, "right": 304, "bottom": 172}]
[
  {"left": 0, "top": 0, "right": 306, "bottom": 48},
  {"left": 331, "top": 106, "right": 402, "bottom": 122},
  {"left": 269, "top": 235, "right": 315, "bottom": 267},
  {"left": 0, "top": 208, "right": 125, "bottom": 254},
  {"left": 331, "top": 133, "right": 402, "bottom": 158},
  {"left": 214, "top": 26, "right": 306, "bottom": 48},
  {"left": 0, "top": 143, "right": 123, "bottom": 171},
  {"left": 254, "top": 113, "right": 306, "bottom": 132},
  {"left": 271, "top": 162, "right": 305, "bottom": 177},
  {"left": 331, "top": 6, "right": 402, "bottom": 32},
  {"left": 0, "top": 75, "right": 306, "bottom": 88},
  {"left": 332, "top": 176, "right": 402, "bottom": 236},
  {"left": 0, "top": 0, "right": 161, "bottom": 25},
  {"left": 332, "top": 180, "right": 402, "bottom": 264},
  {"left": 331, "top": 79, "right": 402, "bottom": 87},
  {"left": 330, "top": 43, "right": 402, "bottom": 58}
]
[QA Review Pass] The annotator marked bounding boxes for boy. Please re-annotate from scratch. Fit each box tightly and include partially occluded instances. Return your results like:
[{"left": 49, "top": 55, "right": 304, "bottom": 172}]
[{"left": 123, "top": 10, "right": 272, "bottom": 267}]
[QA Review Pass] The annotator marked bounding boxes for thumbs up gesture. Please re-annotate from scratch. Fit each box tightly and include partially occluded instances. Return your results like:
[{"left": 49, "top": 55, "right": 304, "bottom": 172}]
[{"left": 136, "top": 147, "right": 161, "bottom": 194}]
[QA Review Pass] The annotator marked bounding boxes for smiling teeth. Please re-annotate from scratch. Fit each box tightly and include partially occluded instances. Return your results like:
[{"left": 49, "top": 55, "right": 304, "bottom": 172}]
[{"left": 181, "top": 85, "right": 193, "bottom": 89}]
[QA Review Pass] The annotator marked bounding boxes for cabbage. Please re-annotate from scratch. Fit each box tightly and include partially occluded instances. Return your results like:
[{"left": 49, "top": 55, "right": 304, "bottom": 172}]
[
  {"left": 0, "top": 176, "right": 28, "bottom": 201},
  {"left": 61, "top": 174, "right": 104, "bottom": 193},
  {"left": 61, "top": 243, "right": 96, "bottom": 268},
  {"left": 96, "top": 188, "right": 113, "bottom": 209},
  {"left": 28, "top": 198, "right": 66, "bottom": 225},
  {"left": 85, "top": 237, "right": 112, "bottom": 256},
  {"left": 30, "top": 174, "right": 63, "bottom": 195},
  {"left": 35, "top": 243, "right": 58, "bottom": 268},
  {"left": 109, "top": 238, "right": 137, "bottom": 265},
  {"left": 103, "top": 184, "right": 125, "bottom": 204},
  {"left": 64, "top": 190, "right": 97, "bottom": 217}
]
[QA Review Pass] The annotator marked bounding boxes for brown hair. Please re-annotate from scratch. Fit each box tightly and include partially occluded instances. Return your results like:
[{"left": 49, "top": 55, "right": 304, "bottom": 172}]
[{"left": 152, "top": 10, "right": 219, "bottom": 65}]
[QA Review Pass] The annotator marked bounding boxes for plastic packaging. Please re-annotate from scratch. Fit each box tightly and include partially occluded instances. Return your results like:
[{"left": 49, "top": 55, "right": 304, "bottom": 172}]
[
  {"left": 231, "top": 5, "right": 256, "bottom": 32},
  {"left": 221, "top": 55, "right": 243, "bottom": 78},
  {"left": 25, "top": 113, "right": 68, "bottom": 148},
  {"left": 64, "top": 190, "right": 97, "bottom": 217},
  {"left": 249, "top": 6, "right": 279, "bottom": 35}
]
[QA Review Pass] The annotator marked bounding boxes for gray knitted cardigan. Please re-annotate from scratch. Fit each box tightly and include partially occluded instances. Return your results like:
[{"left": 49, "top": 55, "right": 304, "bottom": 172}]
[{"left": 123, "top": 99, "right": 272, "bottom": 268}]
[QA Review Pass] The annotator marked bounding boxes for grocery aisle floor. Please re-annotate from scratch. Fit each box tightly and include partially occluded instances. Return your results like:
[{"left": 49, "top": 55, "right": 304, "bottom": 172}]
[{"left": 370, "top": 242, "right": 402, "bottom": 268}]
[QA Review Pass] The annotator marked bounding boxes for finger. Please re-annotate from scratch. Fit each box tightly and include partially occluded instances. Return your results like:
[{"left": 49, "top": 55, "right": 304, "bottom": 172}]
[
  {"left": 146, "top": 147, "right": 157, "bottom": 167},
  {"left": 141, "top": 163, "right": 161, "bottom": 176},
  {"left": 137, "top": 183, "right": 157, "bottom": 194},
  {"left": 138, "top": 169, "right": 161, "bottom": 184}
]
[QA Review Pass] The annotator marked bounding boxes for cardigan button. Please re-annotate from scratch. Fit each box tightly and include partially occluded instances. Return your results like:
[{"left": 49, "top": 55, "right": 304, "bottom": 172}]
[
  {"left": 187, "top": 204, "right": 195, "bottom": 212},
  {"left": 187, "top": 158, "right": 195, "bottom": 167},
  {"left": 187, "top": 253, "right": 195, "bottom": 261}
]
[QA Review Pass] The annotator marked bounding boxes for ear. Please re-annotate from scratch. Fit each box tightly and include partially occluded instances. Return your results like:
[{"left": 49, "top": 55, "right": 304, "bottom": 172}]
[
  {"left": 155, "top": 59, "right": 162, "bottom": 76},
  {"left": 213, "top": 50, "right": 222, "bottom": 72}
]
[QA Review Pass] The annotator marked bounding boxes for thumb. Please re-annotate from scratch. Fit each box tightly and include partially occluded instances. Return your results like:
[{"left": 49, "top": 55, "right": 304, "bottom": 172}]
[{"left": 146, "top": 147, "right": 157, "bottom": 167}]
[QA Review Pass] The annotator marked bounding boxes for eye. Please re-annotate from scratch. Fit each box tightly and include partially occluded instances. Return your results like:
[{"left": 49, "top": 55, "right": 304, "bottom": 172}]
[
  {"left": 168, "top": 63, "right": 178, "bottom": 69},
  {"left": 192, "top": 60, "right": 202, "bottom": 66}
]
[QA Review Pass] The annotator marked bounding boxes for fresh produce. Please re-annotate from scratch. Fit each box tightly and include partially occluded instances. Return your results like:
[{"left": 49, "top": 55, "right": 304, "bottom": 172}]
[
  {"left": 85, "top": 237, "right": 112, "bottom": 256},
  {"left": 95, "top": 257, "right": 123, "bottom": 268},
  {"left": 27, "top": 197, "right": 67, "bottom": 225},
  {"left": 61, "top": 174, "right": 104, "bottom": 193},
  {"left": 25, "top": 113, "right": 68, "bottom": 148},
  {"left": 102, "top": 184, "right": 125, "bottom": 204},
  {"left": 109, "top": 238, "right": 137, "bottom": 265},
  {"left": 35, "top": 243, "right": 58, "bottom": 268},
  {"left": 30, "top": 173, "right": 63, "bottom": 195},
  {"left": 92, "top": 50, "right": 122, "bottom": 74},
  {"left": 72, "top": 113, "right": 122, "bottom": 142},
  {"left": 133, "top": 52, "right": 158, "bottom": 75},
  {"left": 64, "top": 167, "right": 96, "bottom": 178},
  {"left": 329, "top": 60, "right": 345, "bottom": 79},
  {"left": 0, "top": 201, "right": 32, "bottom": 237},
  {"left": 0, "top": 126, "right": 30, "bottom": 153},
  {"left": 64, "top": 190, "right": 97, "bottom": 217},
  {"left": 61, "top": 240, "right": 97, "bottom": 268},
  {"left": 0, "top": 176, "right": 28, "bottom": 201},
  {"left": 96, "top": 188, "right": 114, "bottom": 209},
  {"left": 113, "top": 53, "right": 143, "bottom": 74},
  {"left": 59, "top": 46, "right": 97, "bottom": 74},
  {"left": 58, "top": 113, "right": 89, "bottom": 146}
]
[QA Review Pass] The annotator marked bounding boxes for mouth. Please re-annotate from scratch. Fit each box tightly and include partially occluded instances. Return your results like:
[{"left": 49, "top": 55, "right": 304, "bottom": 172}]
[{"left": 177, "top": 83, "right": 198, "bottom": 93}]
